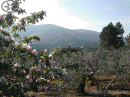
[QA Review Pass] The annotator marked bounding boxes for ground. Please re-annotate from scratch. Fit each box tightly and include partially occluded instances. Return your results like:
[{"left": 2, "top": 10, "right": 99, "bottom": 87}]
[{"left": 26, "top": 75, "right": 130, "bottom": 97}]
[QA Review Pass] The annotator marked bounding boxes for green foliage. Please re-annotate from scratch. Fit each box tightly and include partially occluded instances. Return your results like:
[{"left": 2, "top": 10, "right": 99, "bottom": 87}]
[
  {"left": 55, "top": 46, "right": 83, "bottom": 58},
  {"left": 99, "top": 22, "right": 125, "bottom": 49},
  {"left": 13, "top": 33, "right": 21, "bottom": 39},
  {"left": 1, "top": 78, "right": 27, "bottom": 96},
  {"left": 43, "top": 53, "right": 48, "bottom": 60},
  {"left": 0, "top": 0, "right": 49, "bottom": 96}
]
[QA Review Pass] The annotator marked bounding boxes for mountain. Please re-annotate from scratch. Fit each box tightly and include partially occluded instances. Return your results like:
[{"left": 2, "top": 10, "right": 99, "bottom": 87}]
[
  {"left": 73, "top": 29, "right": 100, "bottom": 41},
  {"left": 9, "top": 24, "right": 100, "bottom": 52},
  {"left": 29, "top": 24, "right": 100, "bottom": 43}
]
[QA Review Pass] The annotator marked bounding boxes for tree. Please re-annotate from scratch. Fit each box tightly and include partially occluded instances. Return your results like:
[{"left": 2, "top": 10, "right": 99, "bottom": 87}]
[
  {"left": 125, "top": 33, "right": 130, "bottom": 46},
  {"left": 99, "top": 22, "right": 124, "bottom": 49}
]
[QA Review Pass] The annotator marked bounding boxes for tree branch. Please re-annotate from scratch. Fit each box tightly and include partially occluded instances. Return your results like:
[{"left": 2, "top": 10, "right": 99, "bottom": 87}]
[{"left": 105, "top": 61, "right": 130, "bottom": 90}]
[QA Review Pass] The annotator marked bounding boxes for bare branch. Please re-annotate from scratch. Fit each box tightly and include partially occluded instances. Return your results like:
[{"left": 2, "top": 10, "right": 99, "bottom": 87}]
[
  {"left": 105, "top": 61, "right": 130, "bottom": 90},
  {"left": 87, "top": 61, "right": 95, "bottom": 73}
]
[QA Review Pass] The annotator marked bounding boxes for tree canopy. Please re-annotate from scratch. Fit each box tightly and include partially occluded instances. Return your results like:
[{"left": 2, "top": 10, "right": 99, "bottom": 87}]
[{"left": 99, "top": 22, "right": 124, "bottom": 49}]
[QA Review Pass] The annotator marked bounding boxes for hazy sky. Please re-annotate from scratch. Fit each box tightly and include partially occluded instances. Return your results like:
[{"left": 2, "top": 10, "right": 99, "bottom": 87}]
[{"left": 0, "top": 0, "right": 130, "bottom": 37}]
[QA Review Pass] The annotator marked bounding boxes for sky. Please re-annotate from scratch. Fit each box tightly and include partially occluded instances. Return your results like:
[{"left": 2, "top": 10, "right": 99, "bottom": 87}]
[{"left": 0, "top": 0, "right": 130, "bottom": 37}]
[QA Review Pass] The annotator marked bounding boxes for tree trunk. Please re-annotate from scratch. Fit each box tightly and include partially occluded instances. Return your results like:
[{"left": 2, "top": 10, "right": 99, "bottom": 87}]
[{"left": 77, "top": 74, "right": 86, "bottom": 95}]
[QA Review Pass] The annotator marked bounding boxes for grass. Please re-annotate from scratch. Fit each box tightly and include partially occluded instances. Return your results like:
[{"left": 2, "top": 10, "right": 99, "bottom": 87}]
[{"left": 51, "top": 79, "right": 62, "bottom": 84}]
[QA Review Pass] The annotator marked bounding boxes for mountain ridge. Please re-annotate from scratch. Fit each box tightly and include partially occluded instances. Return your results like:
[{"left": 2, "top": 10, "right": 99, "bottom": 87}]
[{"left": 8, "top": 24, "right": 100, "bottom": 52}]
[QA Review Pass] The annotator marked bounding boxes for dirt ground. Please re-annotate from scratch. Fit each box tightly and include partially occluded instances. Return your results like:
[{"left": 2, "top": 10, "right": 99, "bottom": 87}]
[
  {"left": 27, "top": 75, "right": 130, "bottom": 97},
  {"left": 1, "top": 75, "right": 129, "bottom": 97}
]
